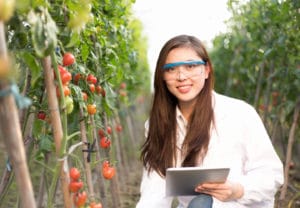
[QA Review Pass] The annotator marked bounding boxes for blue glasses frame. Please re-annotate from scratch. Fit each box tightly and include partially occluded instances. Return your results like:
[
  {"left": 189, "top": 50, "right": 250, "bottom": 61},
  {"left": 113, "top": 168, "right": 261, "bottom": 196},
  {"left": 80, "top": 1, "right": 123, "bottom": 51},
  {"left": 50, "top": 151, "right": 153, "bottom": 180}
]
[{"left": 163, "top": 60, "right": 206, "bottom": 70}]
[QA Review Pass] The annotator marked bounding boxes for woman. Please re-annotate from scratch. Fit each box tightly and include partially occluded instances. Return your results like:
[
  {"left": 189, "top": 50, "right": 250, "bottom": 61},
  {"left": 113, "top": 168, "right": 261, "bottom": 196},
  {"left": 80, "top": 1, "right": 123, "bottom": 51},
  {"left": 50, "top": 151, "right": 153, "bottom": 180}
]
[{"left": 136, "top": 35, "right": 283, "bottom": 208}]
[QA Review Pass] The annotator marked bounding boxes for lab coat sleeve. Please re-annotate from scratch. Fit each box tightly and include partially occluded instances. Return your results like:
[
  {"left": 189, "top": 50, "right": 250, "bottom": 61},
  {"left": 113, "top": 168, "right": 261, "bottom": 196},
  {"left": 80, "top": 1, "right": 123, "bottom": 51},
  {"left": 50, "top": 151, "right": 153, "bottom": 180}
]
[
  {"left": 236, "top": 105, "right": 284, "bottom": 205},
  {"left": 136, "top": 168, "right": 173, "bottom": 208}
]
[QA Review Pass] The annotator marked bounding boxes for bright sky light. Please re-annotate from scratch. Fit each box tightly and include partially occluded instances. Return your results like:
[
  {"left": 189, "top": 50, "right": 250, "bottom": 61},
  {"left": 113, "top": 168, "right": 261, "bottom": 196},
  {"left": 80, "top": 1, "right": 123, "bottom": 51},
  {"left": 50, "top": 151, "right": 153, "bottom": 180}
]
[{"left": 132, "top": 0, "right": 231, "bottom": 73}]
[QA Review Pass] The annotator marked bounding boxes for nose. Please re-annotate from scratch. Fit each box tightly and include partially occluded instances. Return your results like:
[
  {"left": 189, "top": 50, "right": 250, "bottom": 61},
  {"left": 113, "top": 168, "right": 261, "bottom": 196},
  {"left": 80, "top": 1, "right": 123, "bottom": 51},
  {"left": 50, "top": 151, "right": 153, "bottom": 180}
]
[{"left": 176, "top": 68, "right": 188, "bottom": 81}]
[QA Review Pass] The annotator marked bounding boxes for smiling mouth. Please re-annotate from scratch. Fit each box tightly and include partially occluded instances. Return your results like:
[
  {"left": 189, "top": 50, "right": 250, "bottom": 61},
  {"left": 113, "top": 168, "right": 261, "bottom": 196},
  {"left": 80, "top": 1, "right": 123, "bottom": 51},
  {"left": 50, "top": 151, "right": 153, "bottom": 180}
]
[{"left": 177, "top": 85, "right": 191, "bottom": 93}]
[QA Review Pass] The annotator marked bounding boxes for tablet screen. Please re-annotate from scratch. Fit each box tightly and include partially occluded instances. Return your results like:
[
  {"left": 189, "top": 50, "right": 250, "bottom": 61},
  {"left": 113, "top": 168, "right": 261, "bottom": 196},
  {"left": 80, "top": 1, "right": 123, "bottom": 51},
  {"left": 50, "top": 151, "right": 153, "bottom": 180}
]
[{"left": 166, "top": 167, "right": 230, "bottom": 196}]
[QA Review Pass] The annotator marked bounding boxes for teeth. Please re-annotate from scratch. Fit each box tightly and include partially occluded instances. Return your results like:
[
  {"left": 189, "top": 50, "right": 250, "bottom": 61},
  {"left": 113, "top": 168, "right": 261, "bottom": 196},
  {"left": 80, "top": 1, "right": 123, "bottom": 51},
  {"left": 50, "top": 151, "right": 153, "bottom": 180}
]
[{"left": 178, "top": 85, "right": 189, "bottom": 89}]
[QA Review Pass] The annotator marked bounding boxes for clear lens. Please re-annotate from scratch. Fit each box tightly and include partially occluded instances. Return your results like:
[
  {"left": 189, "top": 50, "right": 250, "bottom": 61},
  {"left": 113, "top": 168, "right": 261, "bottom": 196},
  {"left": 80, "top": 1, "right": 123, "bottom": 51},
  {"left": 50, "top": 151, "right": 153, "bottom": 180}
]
[{"left": 164, "top": 64, "right": 203, "bottom": 81}]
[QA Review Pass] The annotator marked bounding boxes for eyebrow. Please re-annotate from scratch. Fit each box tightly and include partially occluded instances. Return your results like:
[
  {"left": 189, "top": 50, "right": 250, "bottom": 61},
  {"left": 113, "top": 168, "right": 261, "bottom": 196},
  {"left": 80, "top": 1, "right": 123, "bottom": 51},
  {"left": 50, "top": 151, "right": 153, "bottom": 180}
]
[{"left": 163, "top": 60, "right": 206, "bottom": 69}]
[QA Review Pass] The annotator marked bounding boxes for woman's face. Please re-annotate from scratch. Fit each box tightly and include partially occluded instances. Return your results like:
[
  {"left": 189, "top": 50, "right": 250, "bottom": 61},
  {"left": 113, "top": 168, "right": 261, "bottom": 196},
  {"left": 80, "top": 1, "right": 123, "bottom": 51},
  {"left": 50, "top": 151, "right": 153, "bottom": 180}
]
[{"left": 163, "top": 47, "right": 209, "bottom": 107}]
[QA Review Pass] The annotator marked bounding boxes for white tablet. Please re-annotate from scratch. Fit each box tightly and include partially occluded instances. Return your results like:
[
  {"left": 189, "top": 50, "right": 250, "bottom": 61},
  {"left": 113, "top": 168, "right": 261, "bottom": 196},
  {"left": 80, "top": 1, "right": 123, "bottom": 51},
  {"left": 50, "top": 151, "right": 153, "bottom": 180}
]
[{"left": 166, "top": 167, "right": 230, "bottom": 196}]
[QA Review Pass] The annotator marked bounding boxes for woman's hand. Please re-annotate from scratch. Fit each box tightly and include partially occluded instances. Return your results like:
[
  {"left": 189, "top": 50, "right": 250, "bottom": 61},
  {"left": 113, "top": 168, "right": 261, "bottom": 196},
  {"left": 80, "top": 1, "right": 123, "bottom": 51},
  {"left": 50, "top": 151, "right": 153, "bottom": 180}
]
[{"left": 195, "top": 181, "right": 244, "bottom": 202}]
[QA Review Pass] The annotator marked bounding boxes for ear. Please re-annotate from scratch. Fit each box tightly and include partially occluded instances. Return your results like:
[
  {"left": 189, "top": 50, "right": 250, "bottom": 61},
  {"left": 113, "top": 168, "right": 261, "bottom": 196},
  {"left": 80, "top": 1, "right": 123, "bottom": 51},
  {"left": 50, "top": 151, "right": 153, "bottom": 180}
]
[{"left": 204, "top": 65, "right": 210, "bottom": 79}]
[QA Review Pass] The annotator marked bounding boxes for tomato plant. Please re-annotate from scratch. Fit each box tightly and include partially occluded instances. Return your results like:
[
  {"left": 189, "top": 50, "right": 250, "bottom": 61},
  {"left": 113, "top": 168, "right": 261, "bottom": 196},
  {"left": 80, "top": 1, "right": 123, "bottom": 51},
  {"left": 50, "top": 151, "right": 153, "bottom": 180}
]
[{"left": 0, "top": 0, "right": 151, "bottom": 206}]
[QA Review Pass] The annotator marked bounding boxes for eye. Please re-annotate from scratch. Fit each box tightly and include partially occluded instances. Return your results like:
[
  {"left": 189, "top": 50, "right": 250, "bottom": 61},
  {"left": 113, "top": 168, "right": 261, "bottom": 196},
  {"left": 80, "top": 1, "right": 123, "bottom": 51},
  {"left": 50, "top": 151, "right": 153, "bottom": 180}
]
[
  {"left": 186, "top": 64, "right": 197, "bottom": 70},
  {"left": 165, "top": 67, "right": 176, "bottom": 72}
]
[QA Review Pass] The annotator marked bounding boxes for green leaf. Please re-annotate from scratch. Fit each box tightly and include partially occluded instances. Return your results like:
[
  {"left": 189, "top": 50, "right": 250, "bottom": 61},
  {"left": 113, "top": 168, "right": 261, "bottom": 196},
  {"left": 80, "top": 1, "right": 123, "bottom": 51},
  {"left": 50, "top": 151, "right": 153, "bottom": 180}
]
[
  {"left": 65, "top": 32, "right": 80, "bottom": 48},
  {"left": 22, "top": 52, "right": 41, "bottom": 87},
  {"left": 39, "top": 135, "right": 54, "bottom": 152}
]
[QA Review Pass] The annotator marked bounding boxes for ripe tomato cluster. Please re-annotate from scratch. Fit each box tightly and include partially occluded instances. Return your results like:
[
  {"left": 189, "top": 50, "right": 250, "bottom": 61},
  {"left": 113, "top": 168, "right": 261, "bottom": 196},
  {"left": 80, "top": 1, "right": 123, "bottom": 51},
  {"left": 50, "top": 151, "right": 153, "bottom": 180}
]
[
  {"left": 72, "top": 71, "right": 106, "bottom": 115},
  {"left": 69, "top": 167, "right": 103, "bottom": 207},
  {"left": 102, "top": 160, "right": 116, "bottom": 180},
  {"left": 54, "top": 53, "right": 76, "bottom": 114},
  {"left": 69, "top": 167, "right": 83, "bottom": 193},
  {"left": 56, "top": 65, "right": 72, "bottom": 97},
  {"left": 69, "top": 167, "right": 86, "bottom": 207},
  {"left": 98, "top": 126, "right": 112, "bottom": 137}
]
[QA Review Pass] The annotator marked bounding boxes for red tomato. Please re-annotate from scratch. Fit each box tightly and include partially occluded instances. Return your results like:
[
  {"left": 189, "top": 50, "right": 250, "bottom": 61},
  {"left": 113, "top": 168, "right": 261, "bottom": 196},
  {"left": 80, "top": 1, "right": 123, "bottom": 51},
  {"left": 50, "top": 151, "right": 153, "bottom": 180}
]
[
  {"left": 54, "top": 65, "right": 66, "bottom": 79},
  {"left": 73, "top": 191, "right": 87, "bottom": 207},
  {"left": 95, "top": 85, "right": 102, "bottom": 95},
  {"left": 89, "top": 83, "right": 95, "bottom": 93},
  {"left": 115, "top": 124, "right": 122, "bottom": 132},
  {"left": 102, "top": 166, "right": 116, "bottom": 180},
  {"left": 120, "top": 82, "right": 126, "bottom": 89},
  {"left": 119, "top": 89, "right": 127, "bottom": 97},
  {"left": 74, "top": 73, "right": 82, "bottom": 84},
  {"left": 102, "top": 160, "right": 110, "bottom": 170},
  {"left": 56, "top": 85, "right": 71, "bottom": 97},
  {"left": 37, "top": 111, "right": 46, "bottom": 120},
  {"left": 82, "top": 92, "right": 88, "bottom": 101},
  {"left": 61, "top": 71, "right": 72, "bottom": 85},
  {"left": 63, "top": 52, "right": 75, "bottom": 66},
  {"left": 101, "top": 88, "right": 106, "bottom": 97},
  {"left": 69, "top": 167, "right": 81, "bottom": 181},
  {"left": 90, "top": 202, "right": 103, "bottom": 208},
  {"left": 86, "top": 74, "right": 97, "bottom": 84},
  {"left": 87, "top": 104, "right": 97, "bottom": 115},
  {"left": 100, "top": 137, "right": 111, "bottom": 148},
  {"left": 98, "top": 129, "right": 105, "bottom": 137},
  {"left": 106, "top": 126, "right": 112, "bottom": 135},
  {"left": 69, "top": 181, "right": 83, "bottom": 193}
]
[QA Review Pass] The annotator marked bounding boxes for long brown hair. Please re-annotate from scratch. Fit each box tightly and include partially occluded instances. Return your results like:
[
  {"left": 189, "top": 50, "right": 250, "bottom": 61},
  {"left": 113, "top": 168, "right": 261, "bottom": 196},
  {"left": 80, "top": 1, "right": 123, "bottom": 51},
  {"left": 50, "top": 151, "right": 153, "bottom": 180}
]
[{"left": 141, "top": 35, "right": 214, "bottom": 177}]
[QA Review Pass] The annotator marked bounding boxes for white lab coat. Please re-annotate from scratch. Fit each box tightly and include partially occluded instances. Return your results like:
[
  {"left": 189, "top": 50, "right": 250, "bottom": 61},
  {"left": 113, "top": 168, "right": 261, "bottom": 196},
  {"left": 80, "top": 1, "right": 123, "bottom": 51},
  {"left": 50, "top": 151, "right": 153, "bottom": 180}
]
[{"left": 136, "top": 92, "right": 283, "bottom": 208}]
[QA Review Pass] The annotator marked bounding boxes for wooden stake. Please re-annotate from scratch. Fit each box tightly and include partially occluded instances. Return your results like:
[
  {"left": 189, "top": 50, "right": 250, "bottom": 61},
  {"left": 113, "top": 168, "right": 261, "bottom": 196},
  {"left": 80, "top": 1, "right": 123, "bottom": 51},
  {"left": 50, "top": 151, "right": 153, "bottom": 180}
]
[{"left": 0, "top": 21, "right": 36, "bottom": 208}]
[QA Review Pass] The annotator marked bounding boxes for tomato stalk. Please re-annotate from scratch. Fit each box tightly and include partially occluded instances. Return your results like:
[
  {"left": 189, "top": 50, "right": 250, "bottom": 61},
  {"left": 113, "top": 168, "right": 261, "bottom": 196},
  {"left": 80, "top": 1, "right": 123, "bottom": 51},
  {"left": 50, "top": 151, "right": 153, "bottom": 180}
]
[
  {"left": 79, "top": 107, "right": 96, "bottom": 201},
  {"left": 42, "top": 52, "right": 71, "bottom": 208}
]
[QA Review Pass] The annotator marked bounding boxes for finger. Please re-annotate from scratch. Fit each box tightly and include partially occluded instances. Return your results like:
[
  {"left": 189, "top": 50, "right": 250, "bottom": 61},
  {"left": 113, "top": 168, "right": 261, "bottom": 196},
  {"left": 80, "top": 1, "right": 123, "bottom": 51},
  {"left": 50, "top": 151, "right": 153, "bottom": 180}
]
[{"left": 201, "top": 183, "right": 228, "bottom": 190}]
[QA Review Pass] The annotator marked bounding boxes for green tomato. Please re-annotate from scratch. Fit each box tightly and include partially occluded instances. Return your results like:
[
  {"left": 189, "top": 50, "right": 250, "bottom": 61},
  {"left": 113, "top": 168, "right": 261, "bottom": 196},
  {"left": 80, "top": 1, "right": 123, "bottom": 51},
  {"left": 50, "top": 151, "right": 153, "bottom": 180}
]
[{"left": 65, "top": 96, "right": 74, "bottom": 114}]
